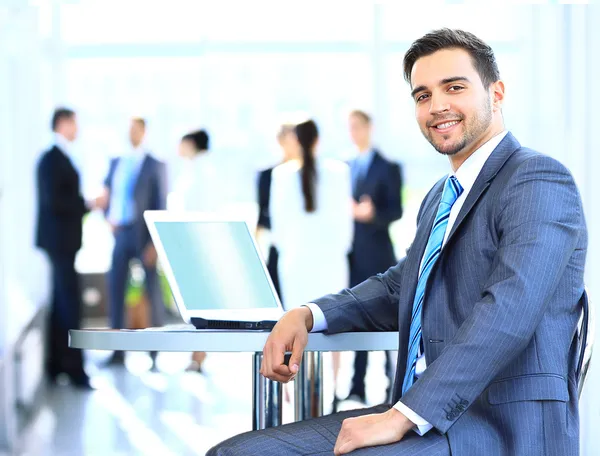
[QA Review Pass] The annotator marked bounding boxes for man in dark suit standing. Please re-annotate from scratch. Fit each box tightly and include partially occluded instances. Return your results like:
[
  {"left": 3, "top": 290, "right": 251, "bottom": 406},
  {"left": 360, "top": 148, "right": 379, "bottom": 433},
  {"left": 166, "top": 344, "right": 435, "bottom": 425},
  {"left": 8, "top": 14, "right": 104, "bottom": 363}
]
[
  {"left": 102, "top": 117, "right": 167, "bottom": 366},
  {"left": 36, "top": 108, "right": 98, "bottom": 388},
  {"left": 342, "top": 110, "right": 403, "bottom": 406}
]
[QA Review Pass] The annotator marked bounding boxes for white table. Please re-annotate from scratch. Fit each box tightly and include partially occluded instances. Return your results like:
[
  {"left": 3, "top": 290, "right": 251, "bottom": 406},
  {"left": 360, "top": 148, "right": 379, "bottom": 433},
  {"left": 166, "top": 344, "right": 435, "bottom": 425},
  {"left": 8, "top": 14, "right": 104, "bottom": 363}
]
[{"left": 69, "top": 328, "right": 398, "bottom": 429}]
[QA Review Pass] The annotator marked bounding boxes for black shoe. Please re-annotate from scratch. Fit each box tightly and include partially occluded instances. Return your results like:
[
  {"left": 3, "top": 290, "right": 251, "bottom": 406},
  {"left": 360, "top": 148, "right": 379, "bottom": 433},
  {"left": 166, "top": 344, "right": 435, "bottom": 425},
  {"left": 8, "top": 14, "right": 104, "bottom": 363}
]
[
  {"left": 71, "top": 375, "right": 94, "bottom": 390},
  {"left": 332, "top": 396, "right": 341, "bottom": 413},
  {"left": 106, "top": 351, "right": 125, "bottom": 366},
  {"left": 344, "top": 393, "right": 367, "bottom": 404}
]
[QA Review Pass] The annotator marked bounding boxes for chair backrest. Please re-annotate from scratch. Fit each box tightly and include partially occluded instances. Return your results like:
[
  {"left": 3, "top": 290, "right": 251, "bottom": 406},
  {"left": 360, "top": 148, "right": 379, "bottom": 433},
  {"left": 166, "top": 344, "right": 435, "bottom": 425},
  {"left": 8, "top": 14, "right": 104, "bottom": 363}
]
[{"left": 577, "top": 288, "right": 595, "bottom": 399}]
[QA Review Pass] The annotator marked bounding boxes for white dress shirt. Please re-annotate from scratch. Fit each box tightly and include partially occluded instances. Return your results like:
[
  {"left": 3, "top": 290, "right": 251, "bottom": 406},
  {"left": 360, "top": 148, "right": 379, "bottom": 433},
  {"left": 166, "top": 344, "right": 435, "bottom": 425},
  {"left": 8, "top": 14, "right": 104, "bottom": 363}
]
[
  {"left": 306, "top": 130, "right": 509, "bottom": 435},
  {"left": 54, "top": 133, "right": 79, "bottom": 170}
]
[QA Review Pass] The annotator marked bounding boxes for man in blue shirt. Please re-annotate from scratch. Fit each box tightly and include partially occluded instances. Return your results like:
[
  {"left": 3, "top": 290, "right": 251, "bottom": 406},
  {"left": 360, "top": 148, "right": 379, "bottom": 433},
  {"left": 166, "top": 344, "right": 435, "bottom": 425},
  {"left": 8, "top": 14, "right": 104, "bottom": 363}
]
[
  {"left": 338, "top": 110, "right": 403, "bottom": 408},
  {"left": 102, "top": 118, "right": 168, "bottom": 366}
]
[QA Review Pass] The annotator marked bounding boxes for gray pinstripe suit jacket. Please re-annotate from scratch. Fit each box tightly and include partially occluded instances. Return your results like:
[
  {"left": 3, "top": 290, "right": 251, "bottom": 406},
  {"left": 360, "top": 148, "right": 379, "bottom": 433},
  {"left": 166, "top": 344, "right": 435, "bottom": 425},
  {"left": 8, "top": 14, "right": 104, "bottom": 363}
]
[{"left": 313, "top": 133, "right": 587, "bottom": 456}]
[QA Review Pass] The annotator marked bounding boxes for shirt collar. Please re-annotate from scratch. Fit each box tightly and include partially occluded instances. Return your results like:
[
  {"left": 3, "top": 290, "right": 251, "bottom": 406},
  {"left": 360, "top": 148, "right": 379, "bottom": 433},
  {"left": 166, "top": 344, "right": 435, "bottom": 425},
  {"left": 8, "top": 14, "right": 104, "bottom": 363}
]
[
  {"left": 123, "top": 144, "right": 147, "bottom": 162},
  {"left": 54, "top": 133, "right": 72, "bottom": 155},
  {"left": 453, "top": 130, "right": 508, "bottom": 195},
  {"left": 355, "top": 146, "right": 376, "bottom": 167}
]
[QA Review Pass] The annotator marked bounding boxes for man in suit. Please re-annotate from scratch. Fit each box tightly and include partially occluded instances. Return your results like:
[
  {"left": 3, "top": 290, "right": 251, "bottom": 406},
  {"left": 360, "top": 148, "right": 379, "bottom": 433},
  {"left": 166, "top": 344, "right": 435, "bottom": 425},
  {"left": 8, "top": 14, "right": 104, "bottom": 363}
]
[
  {"left": 209, "top": 29, "right": 587, "bottom": 456},
  {"left": 36, "top": 108, "right": 100, "bottom": 388},
  {"left": 102, "top": 117, "right": 167, "bottom": 366},
  {"left": 342, "top": 109, "right": 403, "bottom": 407}
]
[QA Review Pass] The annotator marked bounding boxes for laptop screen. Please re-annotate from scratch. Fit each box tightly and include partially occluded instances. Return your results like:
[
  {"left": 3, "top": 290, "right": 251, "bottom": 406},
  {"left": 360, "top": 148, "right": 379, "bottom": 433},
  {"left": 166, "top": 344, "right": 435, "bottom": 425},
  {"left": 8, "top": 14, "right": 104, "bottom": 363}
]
[{"left": 153, "top": 221, "right": 280, "bottom": 311}]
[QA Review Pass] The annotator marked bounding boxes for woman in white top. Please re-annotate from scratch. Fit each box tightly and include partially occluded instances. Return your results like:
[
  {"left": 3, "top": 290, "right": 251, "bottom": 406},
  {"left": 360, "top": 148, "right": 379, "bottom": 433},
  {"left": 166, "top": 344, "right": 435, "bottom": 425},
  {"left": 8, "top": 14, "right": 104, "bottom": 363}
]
[
  {"left": 172, "top": 129, "right": 220, "bottom": 372},
  {"left": 170, "top": 130, "right": 224, "bottom": 213},
  {"left": 270, "top": 119, "right": 353, "bottom": 310}
]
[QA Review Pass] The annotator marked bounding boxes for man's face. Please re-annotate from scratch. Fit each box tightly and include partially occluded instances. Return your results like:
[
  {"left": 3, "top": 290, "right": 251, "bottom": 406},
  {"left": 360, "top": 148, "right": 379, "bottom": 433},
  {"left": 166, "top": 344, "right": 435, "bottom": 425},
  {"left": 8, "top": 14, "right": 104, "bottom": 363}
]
[
  {"left": 63, "top": 115, "right": 78, "bottom": 142},
  {"left": 349, "top": 115, "right": 371, "bottom": 147},
  {"left": 410, "top": 48, "right": 493, "bottom": 157},
  {"left": 129, "top": 120, "right": 145, "bottom": 147}
]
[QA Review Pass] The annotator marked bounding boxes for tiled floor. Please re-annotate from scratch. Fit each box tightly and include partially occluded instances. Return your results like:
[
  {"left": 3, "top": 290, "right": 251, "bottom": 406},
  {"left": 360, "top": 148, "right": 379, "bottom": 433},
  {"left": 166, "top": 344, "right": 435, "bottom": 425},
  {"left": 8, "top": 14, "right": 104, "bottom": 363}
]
[{"left": 18, "top": 350, "right": 392, "bottom": 456}]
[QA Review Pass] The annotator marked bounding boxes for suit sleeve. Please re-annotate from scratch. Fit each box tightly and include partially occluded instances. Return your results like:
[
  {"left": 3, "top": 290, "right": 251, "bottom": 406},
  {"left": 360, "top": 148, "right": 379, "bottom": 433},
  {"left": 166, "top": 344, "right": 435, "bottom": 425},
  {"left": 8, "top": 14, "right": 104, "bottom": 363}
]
[
  {"left": 372, "top": 162, "right": 403, "bottom": 228},
  {"left": 257, "top": 170, "right": 271, "bottom": 229},
  {"left": 399, "top": 156, "right": 584, "bottom": 433},
  {"left": 312, "top": 256, "right": 404, "bottom": 333},
  {"left": 153, "top": 161, "right": 168, "bottom": 210},
  {"left": 37, "top": 154, "right": 86, "bottom": 216}
]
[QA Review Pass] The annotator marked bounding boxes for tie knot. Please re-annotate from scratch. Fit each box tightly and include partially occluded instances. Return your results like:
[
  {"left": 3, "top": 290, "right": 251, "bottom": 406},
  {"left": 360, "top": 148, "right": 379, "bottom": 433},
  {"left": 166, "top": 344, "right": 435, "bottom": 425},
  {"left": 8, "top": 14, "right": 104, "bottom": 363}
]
[{"left": 441, "top": 176, "right": 463, "bottom": 206}]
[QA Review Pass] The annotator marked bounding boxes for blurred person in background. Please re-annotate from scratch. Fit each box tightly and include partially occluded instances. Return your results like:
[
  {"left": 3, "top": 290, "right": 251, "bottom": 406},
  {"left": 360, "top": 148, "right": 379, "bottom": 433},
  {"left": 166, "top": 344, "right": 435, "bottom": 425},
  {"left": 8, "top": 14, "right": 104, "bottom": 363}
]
[
  {"left": 170, "top": 129, "right": 223, "bottom": 214},
  {"left": 270, "top": 120, "right": 353, "bottom": 408},
  {"left": 36, "top": 107, "right": 101, "bottom": 389},
  {"left": 171, "top": 128, "right": 222, "bottom": 372},
  {"left": 256, "top": 123, "right": 299, "bottom": 303},
  {"left": 270, "top": 118, "right": 353, "bottom": 310},
  {"left": 338, "top": 110, "right": 404, "bottom": 409},
  {"left": 102, "top": 117, "right": 168, "bottom": 368}
]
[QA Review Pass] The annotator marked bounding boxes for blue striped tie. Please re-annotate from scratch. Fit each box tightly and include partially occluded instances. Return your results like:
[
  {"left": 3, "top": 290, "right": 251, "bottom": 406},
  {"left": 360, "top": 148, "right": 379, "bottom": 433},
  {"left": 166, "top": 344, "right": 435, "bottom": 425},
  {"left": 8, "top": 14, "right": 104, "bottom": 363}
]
[{"left": 402, "top": 176, "right": 463, "bottom": 395}]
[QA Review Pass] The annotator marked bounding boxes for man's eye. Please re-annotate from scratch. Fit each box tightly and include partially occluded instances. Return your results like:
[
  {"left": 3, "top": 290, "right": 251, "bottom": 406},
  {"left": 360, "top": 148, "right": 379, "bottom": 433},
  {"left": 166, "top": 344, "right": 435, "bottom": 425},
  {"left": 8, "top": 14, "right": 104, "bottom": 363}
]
[
  {"left": 416, "top": 94, "right": 429, "bottom": 102},
  {"left": 448, "top": 86, "right": 464, "bottom": 92}
]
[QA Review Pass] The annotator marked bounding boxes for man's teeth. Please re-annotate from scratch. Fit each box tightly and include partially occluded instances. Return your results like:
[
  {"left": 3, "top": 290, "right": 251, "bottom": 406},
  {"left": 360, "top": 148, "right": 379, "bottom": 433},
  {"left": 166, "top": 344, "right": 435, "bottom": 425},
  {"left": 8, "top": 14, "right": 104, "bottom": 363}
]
[{"left": 436, "top": 121, "right": 459, "bottom": 129}]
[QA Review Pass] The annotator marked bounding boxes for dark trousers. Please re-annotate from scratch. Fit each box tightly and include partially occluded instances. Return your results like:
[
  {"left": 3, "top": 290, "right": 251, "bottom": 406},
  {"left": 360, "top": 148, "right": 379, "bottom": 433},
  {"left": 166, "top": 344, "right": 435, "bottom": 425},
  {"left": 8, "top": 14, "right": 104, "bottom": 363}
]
[
  {"left": 350, "top": 351, "right": 394, "bottom": 401},
  {"left": 46, "top": 252, "right": 87, "bottom": 380},
  {"left": 208, "top": 405, "right": 450, "bottom": 456},
  {"left": 108, "top": 226, "right": 165, "bottom": 329}
]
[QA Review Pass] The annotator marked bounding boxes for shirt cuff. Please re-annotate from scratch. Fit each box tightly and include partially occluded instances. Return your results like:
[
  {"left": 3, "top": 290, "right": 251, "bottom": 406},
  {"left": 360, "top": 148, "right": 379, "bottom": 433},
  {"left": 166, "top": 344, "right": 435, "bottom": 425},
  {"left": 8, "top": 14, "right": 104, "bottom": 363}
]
[
  {"left": 394, "top": 401, "right": 433, "bottom": 436},
  {"left": 303, "top": 303, "right": 328, "bottom": 333}
]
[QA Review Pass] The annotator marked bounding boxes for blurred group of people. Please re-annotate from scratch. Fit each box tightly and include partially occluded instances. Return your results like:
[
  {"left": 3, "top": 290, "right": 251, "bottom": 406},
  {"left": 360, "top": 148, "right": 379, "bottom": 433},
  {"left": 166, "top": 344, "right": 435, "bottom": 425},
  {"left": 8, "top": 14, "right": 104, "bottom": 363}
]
[
  {"left": 35, "top": 109, "right": 213, "bottom": 386},
  {"left": 257, "top": 111, "right": 404, "bottom": 409},
  {"left": 35, "top": 106, "right": 404, "bottom": 407}
]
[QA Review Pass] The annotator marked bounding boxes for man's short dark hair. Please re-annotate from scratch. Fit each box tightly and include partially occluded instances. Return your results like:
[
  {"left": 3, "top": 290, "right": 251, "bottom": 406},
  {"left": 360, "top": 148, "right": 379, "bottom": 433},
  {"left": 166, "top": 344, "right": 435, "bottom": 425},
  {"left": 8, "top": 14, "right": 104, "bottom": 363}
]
[
  {"left": 403, "top": 28, "right": 500, "bottom": 88},
  {"left": 349, "top": 110, "right": 372, "bottom": 124},
  {"left": 51, "top": 108, "right": 75, "bottom": 131}
]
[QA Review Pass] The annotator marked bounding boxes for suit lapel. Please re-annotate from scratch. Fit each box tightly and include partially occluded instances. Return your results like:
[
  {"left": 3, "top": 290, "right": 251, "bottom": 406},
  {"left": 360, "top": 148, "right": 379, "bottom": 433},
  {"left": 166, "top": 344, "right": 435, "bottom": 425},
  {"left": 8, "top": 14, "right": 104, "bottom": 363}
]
[
  {"left": 133, "top": 155, "right": 151, "bottom": 197},
  {"left": 402, "top": 182, "right": 445, "bottom": 305},
  {"left": 353, "top": 149, "right": 380, "bottom": 199},
  {"left": 54, "top": 146, "right": 80, "bottom": 183},
  {"left": 444, "top": 132, "right": 522, "bottom": 246}
]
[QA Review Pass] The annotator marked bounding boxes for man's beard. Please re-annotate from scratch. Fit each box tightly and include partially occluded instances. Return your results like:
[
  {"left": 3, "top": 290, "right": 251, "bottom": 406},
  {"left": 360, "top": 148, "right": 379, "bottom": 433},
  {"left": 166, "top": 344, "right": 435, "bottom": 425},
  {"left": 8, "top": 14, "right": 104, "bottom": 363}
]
[{"left": 424, "top": 97, "right": 492, "bottom": 156}]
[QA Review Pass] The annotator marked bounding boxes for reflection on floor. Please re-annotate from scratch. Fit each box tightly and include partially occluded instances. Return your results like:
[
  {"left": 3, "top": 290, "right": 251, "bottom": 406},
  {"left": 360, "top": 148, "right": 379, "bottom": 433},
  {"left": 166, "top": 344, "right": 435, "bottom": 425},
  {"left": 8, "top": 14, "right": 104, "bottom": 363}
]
[{"left": 19, "top": 350, "right": 392, "bottom": 456}]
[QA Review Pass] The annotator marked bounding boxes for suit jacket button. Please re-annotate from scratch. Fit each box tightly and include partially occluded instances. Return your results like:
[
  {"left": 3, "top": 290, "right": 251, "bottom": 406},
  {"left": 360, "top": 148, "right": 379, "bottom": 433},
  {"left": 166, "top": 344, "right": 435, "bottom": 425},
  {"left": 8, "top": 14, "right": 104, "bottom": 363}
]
[{"left": 446, "top": 413, "right": 454, "bottom": 420}]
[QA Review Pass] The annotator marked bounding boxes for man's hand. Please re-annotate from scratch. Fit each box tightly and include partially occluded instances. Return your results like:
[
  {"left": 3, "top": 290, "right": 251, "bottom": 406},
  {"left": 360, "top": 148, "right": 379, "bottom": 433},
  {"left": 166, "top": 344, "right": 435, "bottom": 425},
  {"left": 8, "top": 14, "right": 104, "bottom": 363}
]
[
  {"left": 353, "top": 195, "right": 376, "bottom": 223},
  {"left": 87, "top": 188, "right": 109, "bottom": 211},
  {"left": 142, "top": 243, "right": 158, "bottom": 268},
  {"left": 260, "top": 307, "right": 313, "bottom": 383},
  {"left": 334, "top": 408, "right": 414, "bottom": 455}
]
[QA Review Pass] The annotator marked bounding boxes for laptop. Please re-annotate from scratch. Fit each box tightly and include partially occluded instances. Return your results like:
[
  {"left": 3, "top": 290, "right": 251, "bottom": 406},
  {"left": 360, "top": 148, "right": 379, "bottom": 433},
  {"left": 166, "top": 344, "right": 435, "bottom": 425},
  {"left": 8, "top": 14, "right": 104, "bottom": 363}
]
[{"left": 143, "top": 210, "right": 284, "bottom": 330}]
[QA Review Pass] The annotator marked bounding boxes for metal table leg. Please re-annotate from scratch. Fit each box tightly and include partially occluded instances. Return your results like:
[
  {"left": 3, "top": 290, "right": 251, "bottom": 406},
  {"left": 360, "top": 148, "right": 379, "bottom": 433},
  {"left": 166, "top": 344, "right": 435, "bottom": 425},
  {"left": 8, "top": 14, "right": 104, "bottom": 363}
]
[
  {"left": 294, "top": 351, "right": 323, "bottom": 421},
  {"left": 310, "top": 351, "right": 324, "bottom": 418},
  {"left": 294, "top": 353, "right": 309, "bottom": 421},
  {"left": 252, "top": 352, "right": 282, "bottom": 430}
]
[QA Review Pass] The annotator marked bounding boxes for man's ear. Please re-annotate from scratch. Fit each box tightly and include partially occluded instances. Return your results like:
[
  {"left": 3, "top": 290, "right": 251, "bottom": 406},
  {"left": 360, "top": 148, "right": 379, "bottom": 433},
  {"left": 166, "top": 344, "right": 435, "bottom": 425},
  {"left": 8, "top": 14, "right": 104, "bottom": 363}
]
[{"left": 491, "top": 80, "right": 505, "bottom": 111}]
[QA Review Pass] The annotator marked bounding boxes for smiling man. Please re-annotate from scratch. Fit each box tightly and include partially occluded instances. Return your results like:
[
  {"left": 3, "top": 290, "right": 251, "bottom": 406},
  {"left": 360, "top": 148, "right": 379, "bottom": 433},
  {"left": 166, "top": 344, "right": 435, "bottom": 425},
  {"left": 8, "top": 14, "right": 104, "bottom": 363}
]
[{"left": 208, "top": 29, "right": 587, "bottom": 456}]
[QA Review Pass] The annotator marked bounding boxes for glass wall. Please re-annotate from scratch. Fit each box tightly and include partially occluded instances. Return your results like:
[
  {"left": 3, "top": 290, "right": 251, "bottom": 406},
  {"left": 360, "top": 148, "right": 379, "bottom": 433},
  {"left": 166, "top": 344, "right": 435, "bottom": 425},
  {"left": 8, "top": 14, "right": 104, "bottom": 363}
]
[{"left": 57, "top": 1, "right": 536, "bottom": 269}]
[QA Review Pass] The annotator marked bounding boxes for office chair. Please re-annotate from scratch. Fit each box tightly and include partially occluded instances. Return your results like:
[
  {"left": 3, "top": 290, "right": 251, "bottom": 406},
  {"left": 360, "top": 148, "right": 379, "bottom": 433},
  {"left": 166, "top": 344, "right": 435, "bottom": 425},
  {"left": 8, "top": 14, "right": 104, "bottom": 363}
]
[{"left": 577, "top": 288, "right": 595, "bottom": 399}]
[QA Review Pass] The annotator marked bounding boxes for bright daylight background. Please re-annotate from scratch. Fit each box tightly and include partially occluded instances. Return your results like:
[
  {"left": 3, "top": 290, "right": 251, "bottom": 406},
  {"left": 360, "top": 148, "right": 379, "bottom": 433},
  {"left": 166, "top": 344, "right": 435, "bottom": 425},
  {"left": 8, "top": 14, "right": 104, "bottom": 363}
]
[{"left": 1, "top": 1, "right": 599, "bottom": 455}]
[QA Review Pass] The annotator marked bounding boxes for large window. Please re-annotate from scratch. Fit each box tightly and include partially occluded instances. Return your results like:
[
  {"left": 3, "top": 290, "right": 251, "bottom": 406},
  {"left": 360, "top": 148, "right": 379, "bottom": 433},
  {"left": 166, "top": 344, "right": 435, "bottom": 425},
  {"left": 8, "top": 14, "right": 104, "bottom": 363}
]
[{"left": 57, "top": 1, "right": 534, "bottom": 271}]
